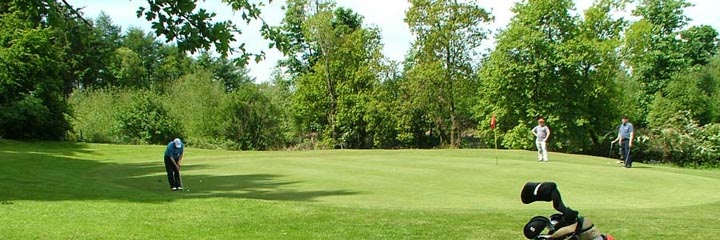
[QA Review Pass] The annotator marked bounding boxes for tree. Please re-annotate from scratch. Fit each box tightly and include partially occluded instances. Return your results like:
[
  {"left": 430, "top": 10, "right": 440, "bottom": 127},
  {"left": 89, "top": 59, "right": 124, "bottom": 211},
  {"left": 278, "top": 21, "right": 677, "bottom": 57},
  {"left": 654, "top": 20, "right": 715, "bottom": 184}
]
[
  {"left": 404, "top": 0, "right": 492, "bottom": 147},
  {"left": 562, "top": 0, "right": 628, "bottom": 148},
  {"left": 275, "top": 1, "right": 384, "bottom": 148},
  {"left": 86, "top": 12, "right": 123, "bottom": 88},
  {"left": 623, "top": 0, "right": 692, "bottom": 123},
  {"left": 274, "top": 1, "right": 390, "bottom": 147},
  {"left": 136, "top": 0, "right": 278, "bottom": 66},
  {"left": 121, "top": 27, "right": 160, "bottom": 88},
  {"left": 273, "top": 0, "right": 317, "bottom": 76},
  {"left": 153, "top": 44, "right": 193, "bottom": 87},
  {"left": 648, "top": 54, "right": 720, "bottom": 127},
  {"left": 365, "top": 59, "right": 403, "bottom": 148},
  {"left": 193, "top": 52, "right": 254, "bottom": 92},
  {"left": 480, "top": 0, "right": 577, "bottom": 149},
  {"left": 480, "top": 0, "right": 625, "bottom": 152},
  {"left": 115, "top": 91, "right": 181, "bottom": 144},
  {"left": 222, "top": 83, "right": 286, "bottom": 150},
  {"left": 0, "top": 0, "right": 73, "bottom": 139},
  {"left": 110, "top": 47, "right": 147, "bottom": 88},
  {"left": 679, "top": 25, "right": 719, "bottom": 67}
]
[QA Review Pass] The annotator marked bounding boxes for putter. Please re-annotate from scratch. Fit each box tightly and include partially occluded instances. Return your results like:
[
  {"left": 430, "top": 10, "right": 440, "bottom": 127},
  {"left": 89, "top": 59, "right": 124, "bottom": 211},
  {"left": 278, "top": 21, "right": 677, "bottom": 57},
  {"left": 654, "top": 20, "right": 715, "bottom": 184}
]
[
  {"left": 177, "top": 164, "right": 184, "bottom": 189},
  {"left": 178, "top": 171, "right": 184, "bottom": 189},
  {"left": 609, "top": 141, "right": 614, "bottom": 158}
]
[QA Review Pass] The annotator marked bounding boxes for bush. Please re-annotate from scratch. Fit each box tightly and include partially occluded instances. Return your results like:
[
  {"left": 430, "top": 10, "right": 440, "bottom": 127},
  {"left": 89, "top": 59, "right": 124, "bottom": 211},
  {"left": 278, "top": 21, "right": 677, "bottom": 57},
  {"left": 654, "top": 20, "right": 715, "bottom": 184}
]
[
  {"left": 690, "top": 123, "right": 720, "bottom": 167},
  {"left": 502, "top": 123, "right": 534, "bottom": 150},
  {"left": 68, "top": 89, "right": 117, "bottom": 143},
  {"left": 115, "top": 91, "right": 182, "bottom": 144},
  {"left": 69, "top": 74, "right": 289, "bottom": 151},
  {"left": 166, "top": 72, "right": 225, "bottom": 148},
  {"left": 220, "top": 84, "right": 285, "bottom": 150},
  {"left": 0, "top": 93, "right": 51, "bottom": 138},
  {"left": 641, "top": 111, "right": 720, "bottom": 168}
]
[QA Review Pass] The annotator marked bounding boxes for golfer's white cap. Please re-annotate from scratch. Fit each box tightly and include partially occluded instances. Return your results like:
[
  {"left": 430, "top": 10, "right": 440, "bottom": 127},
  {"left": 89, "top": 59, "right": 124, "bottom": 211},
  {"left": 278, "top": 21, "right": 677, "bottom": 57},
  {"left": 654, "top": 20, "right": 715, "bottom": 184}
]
[{"left": 173, "top": 138, "right": 183, "bottom": 148}]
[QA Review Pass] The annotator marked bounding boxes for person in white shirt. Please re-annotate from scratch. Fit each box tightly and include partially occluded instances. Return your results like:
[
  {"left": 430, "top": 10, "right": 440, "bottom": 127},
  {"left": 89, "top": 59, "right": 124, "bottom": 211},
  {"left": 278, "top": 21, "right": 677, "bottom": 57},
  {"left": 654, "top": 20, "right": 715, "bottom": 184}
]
[{"left": 531, "top": 117, "right": 551, "bottom": 162}]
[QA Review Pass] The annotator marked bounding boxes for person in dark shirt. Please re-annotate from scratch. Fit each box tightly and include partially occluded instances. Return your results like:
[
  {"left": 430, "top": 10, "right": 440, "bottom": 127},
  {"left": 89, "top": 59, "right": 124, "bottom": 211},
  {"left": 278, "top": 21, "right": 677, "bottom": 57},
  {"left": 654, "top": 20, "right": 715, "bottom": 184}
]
[
  {"left": 617, "top": 116, "right": 634, "bottom": 168},
  {"left": 164, "top": 138, "right": 184, "bottom": 191}
]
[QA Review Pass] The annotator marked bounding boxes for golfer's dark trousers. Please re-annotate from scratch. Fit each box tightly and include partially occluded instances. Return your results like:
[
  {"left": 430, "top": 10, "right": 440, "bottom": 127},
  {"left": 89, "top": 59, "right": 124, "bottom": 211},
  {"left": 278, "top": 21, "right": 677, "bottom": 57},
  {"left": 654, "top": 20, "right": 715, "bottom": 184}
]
[
  {"left": 620, "top": 139, "right": 632, "bottom": 168},
  {"left": 164, "top": 156, "right": 181, "bottom": 188}
]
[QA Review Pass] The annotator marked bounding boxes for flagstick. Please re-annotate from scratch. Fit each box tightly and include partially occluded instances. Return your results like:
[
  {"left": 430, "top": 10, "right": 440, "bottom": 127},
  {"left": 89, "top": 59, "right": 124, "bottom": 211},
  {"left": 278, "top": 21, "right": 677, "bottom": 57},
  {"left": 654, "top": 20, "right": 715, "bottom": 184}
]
[
  {"left": 490, "top": 114, "right": 498, "bottom": 166},
  {"left": 494, "top": 129, "right": 498, "bottom": 166}
]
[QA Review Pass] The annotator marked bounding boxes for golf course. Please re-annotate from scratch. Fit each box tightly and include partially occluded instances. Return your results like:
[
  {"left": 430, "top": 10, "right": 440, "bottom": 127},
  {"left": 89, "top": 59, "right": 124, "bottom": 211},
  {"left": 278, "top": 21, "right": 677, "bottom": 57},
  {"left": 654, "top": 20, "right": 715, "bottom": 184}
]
[{"left": 1, "top": 140, "right": 719, "bottom": 239}]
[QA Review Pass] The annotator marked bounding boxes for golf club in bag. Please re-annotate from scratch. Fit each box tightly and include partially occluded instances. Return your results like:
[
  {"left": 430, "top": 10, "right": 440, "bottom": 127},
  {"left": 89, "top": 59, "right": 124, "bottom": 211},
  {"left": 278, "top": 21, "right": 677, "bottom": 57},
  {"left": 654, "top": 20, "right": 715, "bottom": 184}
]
[{"left": 521, "top": 182, "right": 615, "bottom": 240}]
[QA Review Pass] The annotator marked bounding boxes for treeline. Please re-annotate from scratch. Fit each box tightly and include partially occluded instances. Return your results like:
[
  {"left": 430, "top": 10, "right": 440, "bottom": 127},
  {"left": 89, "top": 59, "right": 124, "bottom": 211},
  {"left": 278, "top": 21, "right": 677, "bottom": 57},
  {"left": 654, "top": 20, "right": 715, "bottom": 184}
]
[{"left": 2, "top": 0, "right": 720, "bottom": 167}]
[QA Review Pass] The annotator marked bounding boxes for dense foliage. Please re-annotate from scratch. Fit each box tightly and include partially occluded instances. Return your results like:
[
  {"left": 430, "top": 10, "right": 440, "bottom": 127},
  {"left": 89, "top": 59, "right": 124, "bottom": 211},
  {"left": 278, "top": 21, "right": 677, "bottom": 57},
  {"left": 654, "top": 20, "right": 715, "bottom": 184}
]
[{"left": 2, "top": 0, "right": 720, "bottom": 167}]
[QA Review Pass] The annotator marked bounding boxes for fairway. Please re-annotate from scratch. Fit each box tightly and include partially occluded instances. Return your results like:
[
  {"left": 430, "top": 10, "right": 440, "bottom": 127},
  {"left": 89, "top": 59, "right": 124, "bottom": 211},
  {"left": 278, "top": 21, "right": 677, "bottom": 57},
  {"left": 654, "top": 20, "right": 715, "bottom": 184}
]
[{"left": 2, "top": 140, "right": 720, "bottom": 239}]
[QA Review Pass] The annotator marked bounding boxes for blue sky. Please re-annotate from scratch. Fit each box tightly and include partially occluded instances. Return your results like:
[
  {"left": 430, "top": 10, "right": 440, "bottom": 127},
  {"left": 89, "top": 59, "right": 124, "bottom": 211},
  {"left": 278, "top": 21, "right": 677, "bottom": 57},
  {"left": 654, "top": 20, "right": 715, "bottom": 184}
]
[{"left": 67, "top": 0, "right": 720, "bottom": 82}]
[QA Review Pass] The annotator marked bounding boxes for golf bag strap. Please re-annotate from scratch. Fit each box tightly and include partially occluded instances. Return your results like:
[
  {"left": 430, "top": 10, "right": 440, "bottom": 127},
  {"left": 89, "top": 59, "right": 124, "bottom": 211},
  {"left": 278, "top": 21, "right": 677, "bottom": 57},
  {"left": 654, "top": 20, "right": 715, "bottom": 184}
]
[
  {"left": 574, "top": 217, "right": 603, "bottom": 240},
  {"left": 574, "top": 216, "right": 585, "bottom": 236}
]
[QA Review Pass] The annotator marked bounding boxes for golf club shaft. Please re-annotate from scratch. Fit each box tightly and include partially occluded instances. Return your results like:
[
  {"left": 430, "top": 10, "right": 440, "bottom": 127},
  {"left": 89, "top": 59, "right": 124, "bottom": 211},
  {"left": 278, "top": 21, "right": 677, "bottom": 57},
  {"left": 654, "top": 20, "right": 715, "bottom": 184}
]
[{"left": 177, "top": 165, "right": 183, "bottom": 188}]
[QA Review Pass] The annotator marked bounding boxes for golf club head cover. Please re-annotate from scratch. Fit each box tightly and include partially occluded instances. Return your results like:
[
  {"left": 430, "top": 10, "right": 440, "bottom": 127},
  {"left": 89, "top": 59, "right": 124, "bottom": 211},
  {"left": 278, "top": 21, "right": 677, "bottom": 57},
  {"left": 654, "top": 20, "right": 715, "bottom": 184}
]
[
  {"left": 521, "top": 182, "right": 579, "bottom": 223},
  {"left": 523, "top": 216, "right": 552, "bottom": 239},
  {"left": 521, "top": 182, "right": 556, "bottom": 203}
]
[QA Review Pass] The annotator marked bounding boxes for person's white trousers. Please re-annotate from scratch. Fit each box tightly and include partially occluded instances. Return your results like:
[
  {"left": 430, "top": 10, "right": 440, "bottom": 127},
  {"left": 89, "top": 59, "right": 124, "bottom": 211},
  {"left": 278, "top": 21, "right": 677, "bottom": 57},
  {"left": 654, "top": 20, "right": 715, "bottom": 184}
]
[{"left": 536, "top": 140, "right": 548, "bottom": 161}]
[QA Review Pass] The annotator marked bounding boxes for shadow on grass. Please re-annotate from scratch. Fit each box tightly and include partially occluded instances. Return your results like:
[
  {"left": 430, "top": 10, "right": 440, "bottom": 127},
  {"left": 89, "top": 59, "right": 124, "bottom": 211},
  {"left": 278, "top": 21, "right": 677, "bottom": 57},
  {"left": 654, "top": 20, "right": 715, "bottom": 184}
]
[{"left": 0, "top": 141, "right": 359, "bottom": 203}]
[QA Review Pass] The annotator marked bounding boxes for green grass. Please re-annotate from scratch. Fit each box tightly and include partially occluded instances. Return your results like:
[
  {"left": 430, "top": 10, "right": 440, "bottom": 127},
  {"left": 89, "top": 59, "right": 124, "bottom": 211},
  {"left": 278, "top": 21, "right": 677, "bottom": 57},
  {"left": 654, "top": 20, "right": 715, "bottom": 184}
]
[{"left": 1, "top": 140, "right": 719, "bottom": 239}]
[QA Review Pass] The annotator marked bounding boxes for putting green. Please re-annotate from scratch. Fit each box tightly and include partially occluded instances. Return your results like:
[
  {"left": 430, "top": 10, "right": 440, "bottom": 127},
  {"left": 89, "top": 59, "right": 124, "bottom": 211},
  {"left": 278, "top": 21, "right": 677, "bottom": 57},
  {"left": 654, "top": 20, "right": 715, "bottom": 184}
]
[
  {"left": 96, "top": 147, "right": 720, "bottom": 211},
  {"left": 4, "top": 141, "right": 720, "bottom": 239}
]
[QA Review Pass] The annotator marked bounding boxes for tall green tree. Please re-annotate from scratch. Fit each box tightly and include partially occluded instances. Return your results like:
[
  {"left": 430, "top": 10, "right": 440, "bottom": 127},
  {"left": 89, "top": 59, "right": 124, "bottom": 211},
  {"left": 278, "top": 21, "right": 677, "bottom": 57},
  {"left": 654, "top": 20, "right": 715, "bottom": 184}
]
[
  {"left": 562, "top": 0, "right": 628, "bottom": 148},
  {"left": 153, "top": 44, "right": 193, "bottom": 88},
  {"left": 480, "top": 0, "right": 577, "bottom": 150},
  {"left": 480, "top": 0, "right": 625, "bottom": 152},
  {"left": 110, "top": 47, "right": 147, "bottom": 88},
  {"left": 365, "top": 59, "right": 403, "bottom": 148},
  {"left": 273, "top": 0, "right": 317, "bottom": 76},
  {"left": 404, "top": 0, "right": 492, "bottom": 147},
  {"left": 625, "top": 0, "right": 718, "bottom": 130},
  {"left": 120, "top": 27, "right": 160, "bottom": 87},
  {"left": 0, "top": 0, "right": 79, "bottom": 139},
  {"left": 86, "top": 12, "right": 123, "bottom": 88},
  {"left": 290, "top": 3, "right": 383, "bottom": 148},
  {"left": 679, "top": 25, "right": 719, "bottom": 67},
  {"left": 624, "top": 0, "right": 691, "bottom": 123},
  {"left": 193, "top": 52, "right": 254, "bottom": 92}
]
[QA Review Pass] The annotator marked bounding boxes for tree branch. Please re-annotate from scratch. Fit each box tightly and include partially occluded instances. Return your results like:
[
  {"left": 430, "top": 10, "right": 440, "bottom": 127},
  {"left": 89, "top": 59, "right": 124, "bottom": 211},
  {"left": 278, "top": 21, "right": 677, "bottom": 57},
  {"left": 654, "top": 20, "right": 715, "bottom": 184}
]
[{"left": 59, "top": 0, "right": 93, "bottom": 27}]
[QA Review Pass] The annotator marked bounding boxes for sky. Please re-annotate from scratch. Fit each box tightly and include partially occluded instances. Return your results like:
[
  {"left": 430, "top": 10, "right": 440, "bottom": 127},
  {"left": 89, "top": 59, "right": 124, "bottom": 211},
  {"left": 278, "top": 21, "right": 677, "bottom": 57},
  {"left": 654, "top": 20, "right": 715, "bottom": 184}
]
[{"left": 67, "top": 0, "right": 720, "bottom": 83}]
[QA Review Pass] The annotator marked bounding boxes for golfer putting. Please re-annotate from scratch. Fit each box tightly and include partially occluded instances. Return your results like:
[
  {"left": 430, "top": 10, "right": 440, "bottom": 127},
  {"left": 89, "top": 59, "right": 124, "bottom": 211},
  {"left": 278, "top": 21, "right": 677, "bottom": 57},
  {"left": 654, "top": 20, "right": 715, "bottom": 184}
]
[{"left": 164, "top": 138, "right": 184, "bottom": 191}]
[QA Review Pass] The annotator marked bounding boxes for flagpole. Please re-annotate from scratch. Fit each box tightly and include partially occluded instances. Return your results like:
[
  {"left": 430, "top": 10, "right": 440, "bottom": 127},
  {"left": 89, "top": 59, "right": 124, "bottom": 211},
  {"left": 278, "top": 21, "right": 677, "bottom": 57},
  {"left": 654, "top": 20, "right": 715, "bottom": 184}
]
[
  {"left": 494, "top": 128, "right": 498, "bottom": 166},
  {"left": 490, "top": 114, "right": 498, "bottom": 165}
]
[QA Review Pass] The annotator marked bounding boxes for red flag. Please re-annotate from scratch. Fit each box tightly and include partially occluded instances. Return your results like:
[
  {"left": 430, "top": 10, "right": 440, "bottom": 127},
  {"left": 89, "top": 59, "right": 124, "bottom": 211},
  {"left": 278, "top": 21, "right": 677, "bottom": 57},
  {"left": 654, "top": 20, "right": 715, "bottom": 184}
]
[{"left": 490, "top": 114, "right": 496, "bottom": 130}]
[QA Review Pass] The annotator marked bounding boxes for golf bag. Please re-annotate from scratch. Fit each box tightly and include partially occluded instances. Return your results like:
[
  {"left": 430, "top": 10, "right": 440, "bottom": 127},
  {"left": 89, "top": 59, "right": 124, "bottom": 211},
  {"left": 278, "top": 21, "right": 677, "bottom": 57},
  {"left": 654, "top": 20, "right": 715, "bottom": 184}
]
[{"left": 521, "top": 182, "right": 615, "bottom": 240}]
